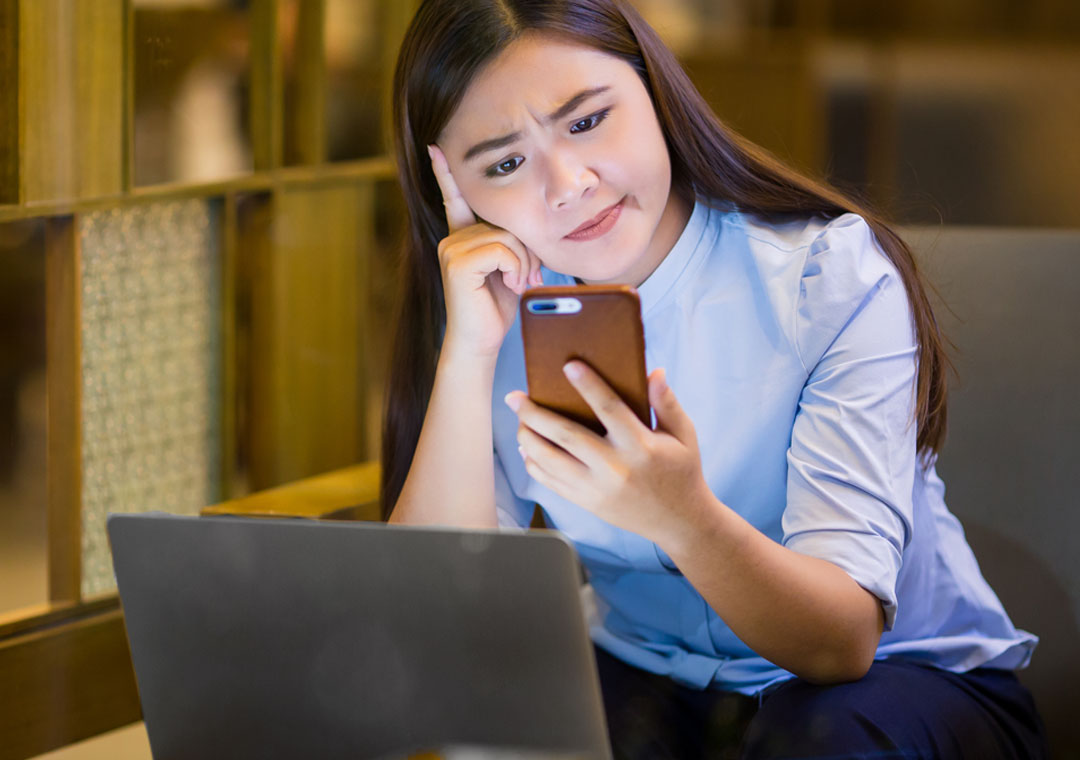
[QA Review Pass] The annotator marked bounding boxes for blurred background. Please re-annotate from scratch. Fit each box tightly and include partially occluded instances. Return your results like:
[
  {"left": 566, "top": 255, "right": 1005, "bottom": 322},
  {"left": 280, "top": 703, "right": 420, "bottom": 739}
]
[
  {"left": 116, "top": 0, "right": 1080, "bottom": 224},
  {"left": 0, "top": 1, "right": 1077, "bottom": 758}
]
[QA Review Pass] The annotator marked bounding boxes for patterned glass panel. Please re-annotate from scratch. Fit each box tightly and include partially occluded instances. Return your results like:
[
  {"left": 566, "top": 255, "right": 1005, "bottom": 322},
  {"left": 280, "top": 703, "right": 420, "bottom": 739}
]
[{"left": 80, "top": 199, "right": 222, "bottom": 596}]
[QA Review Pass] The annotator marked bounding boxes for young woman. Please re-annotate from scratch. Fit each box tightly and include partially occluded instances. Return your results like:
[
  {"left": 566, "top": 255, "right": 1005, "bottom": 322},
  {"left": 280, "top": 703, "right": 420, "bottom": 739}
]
[{"left": 380, "top": 1, "right": 1047, "bottom": 757}]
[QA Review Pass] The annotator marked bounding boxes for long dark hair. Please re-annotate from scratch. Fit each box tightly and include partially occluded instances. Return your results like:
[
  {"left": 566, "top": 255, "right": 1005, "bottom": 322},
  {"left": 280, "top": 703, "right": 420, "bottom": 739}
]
[{"left": 381, "top": 0, "right": 950, "bottom": 518}]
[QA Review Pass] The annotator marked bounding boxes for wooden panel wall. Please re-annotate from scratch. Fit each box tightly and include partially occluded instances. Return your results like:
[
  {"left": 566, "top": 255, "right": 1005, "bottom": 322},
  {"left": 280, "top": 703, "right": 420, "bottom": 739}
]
[
  {"left": 2, "top": 0, "right": 395, "bottom": 754},
  {"left": 284, "top": 0, "right": 327, "bottom": 166},
  {"left": 0, "top": 0, "right": 17, "bottom": 204},
  {"left": 247, "top": 180, "right": 374, "bottom": 490},
  {"left": 21, "top": 0, "right": 124, "bottom": 203},
  {"left": 0, "top": 603, "right": 140, "bottom": 760},
  {"left": 251, "top": 0, "right": 284, "bottom": 171}
]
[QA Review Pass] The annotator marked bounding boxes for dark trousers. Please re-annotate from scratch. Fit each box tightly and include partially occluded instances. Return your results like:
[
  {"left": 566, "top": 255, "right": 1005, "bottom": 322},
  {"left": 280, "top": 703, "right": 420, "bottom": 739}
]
[{"left": 594, "top": 646, "right": 1049, "bottom": 760}]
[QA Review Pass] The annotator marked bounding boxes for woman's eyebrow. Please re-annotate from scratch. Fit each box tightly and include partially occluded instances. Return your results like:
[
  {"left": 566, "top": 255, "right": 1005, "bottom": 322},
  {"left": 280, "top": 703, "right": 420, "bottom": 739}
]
[
  {"left": 462, "top": 85, "right": 612, "bottom": 163},
  {"left": 547, "top": 85, "right": 610, "bottom": 123}
]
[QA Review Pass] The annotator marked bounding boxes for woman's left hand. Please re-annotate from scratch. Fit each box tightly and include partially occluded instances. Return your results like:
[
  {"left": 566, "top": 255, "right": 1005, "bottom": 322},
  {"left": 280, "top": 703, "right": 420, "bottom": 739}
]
[{"left": 505, "top": 362, "right": 713, "bottom": 548}]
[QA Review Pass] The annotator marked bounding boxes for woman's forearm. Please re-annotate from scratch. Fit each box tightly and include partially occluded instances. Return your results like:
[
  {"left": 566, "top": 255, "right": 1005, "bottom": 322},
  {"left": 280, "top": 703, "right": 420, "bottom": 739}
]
[
  {"left": 389, "top": 348, "right": 499, "bottom": 528},
  {"left": 661, "top": 492, "right": 885, "bottom": 684}
]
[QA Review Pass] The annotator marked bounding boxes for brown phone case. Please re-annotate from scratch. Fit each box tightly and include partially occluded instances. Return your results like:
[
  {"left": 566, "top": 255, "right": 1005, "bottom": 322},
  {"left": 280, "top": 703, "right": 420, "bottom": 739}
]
[{"left": 520, "top": 285, "right": 650, "bottom": 436}]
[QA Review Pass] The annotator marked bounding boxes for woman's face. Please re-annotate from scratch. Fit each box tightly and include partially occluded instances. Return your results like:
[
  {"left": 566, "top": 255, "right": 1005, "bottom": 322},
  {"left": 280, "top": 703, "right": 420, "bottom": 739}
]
[{"left": 436, "top": 34, "right": 690, "bottom": 287}]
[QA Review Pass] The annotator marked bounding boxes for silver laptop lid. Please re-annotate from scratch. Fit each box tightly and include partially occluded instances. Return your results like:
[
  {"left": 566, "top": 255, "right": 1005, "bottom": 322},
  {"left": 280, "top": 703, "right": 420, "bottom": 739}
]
[{"left": 108, "top": 513, "right": 611, "bottom": 760}]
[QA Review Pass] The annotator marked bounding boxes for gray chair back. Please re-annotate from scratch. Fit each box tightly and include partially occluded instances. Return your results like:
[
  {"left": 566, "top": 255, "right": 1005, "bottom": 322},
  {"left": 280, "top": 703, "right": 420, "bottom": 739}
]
[{"left": 904, "top": 226, "right": 1080, "bottom": 757}]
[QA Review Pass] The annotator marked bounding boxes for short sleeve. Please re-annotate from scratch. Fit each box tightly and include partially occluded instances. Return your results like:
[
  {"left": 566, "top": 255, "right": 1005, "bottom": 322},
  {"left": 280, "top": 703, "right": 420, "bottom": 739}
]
[
  {"left": 494, "top": 448, "right": 534, "bottom": 529},
  {"left": 783, "top": 214, "right": 918, "bottom": 631}
]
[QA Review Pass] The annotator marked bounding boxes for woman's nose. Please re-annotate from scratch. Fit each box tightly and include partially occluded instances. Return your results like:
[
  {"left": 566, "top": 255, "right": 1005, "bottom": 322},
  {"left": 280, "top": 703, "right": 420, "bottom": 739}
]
[{"left": 544, "top": 151, "right": 597, "bottom": 210}]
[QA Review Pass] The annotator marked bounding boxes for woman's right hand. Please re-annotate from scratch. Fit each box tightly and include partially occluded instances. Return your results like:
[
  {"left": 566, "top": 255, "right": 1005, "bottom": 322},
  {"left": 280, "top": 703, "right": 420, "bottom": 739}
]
[{"left": 429, "top": 144, "right": 543, "bottom": 360}]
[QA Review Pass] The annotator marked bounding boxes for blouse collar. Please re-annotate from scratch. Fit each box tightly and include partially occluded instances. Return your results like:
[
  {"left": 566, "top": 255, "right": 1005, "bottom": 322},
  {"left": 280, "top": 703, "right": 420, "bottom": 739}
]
[{"left": 635, "top": 197, "right": 711, "bottom": 316}]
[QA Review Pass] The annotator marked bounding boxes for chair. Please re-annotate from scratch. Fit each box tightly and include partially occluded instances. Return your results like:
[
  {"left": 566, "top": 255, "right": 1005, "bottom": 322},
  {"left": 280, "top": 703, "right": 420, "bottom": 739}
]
[{"left": 905, "top": 225, "right": 1080, "bottom": 757}]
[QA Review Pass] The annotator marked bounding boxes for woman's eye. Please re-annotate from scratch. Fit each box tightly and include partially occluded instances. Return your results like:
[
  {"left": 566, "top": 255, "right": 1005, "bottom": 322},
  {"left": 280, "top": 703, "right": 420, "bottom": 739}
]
[
  {"left": 569, "top": 108, "right": 610, "bottom": 134},
  {"left": 486, "top": 156, "right": 524, "bottom": 178}
]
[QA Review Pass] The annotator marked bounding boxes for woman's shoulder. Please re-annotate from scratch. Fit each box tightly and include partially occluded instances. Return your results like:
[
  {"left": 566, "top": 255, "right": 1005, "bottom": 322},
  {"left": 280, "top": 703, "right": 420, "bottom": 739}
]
[
  {"left": 714, "top": 205, "right": 896, "bottom": 284},
  {"left": 702, "top": 205, "right": 899, "bottom": 310},
  {"left": 708, "top": 205, "right": 910, "bottom": 365},
  {"left": 718, "top": 206, "right": 877, "bottom": 257}
]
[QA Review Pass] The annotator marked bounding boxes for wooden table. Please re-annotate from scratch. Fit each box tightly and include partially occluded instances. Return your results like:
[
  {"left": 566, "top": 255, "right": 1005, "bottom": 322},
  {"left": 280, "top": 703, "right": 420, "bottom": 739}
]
[{"left": 200, "top": 461, "right": 382, "bottom": 521}]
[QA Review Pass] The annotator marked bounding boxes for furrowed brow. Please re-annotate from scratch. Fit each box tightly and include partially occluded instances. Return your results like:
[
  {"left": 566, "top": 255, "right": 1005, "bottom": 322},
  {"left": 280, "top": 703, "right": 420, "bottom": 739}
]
[
  {"left": 463, "top": 131, "right": 524, "bottom": 162},
  {"left": 461, "top": 85, "right": 611, "bottom": 163},
  {"left": 546, "top": 86, "right": 610, "bottom": 123}
]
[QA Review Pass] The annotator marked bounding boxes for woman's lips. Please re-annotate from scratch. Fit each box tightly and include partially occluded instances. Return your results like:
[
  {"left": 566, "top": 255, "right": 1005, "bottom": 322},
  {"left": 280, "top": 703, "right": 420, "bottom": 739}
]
[{"left": 564, "top": 198, "right": 625, "bottom": 241}]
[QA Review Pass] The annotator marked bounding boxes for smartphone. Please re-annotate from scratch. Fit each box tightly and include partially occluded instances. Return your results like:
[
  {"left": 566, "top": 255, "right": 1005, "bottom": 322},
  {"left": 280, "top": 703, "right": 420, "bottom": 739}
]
[{"left": 520, "top": 285, "right": 650, "bottom": 436}]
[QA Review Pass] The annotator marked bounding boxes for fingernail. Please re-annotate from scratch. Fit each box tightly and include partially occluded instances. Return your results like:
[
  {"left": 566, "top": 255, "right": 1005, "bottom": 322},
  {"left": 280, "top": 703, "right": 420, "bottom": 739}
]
[
  {"left": 518, "top": 446, "right": 527, "bottom": 460},
  {"left": 426, "top": 144, "right": 435, "bottom": 160},
  {"left": 504, "top": 392, "right": 522, "bottom": 412},
  {"left": 563, "top": 362, "right": 583, "bottom": 380}
]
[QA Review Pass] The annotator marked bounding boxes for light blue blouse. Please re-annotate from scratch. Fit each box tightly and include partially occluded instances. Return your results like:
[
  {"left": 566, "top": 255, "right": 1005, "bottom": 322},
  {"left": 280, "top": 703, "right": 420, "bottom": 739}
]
[{"left": 490, "top": 198, "right": 1036, "bottom": 695}]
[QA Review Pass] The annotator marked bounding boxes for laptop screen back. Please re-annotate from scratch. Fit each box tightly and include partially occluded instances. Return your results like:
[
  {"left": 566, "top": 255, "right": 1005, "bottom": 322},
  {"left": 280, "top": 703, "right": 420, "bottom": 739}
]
[{"left": 108, "top": 513, "right": 610, "bottom": 759}]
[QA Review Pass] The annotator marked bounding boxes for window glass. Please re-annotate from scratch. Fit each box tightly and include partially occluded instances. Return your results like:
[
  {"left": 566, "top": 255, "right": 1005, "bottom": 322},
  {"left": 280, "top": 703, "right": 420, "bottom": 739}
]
[
  {"left": 0, "top": 220, "right": 47, "bottom": 615},
  {"left": 133, "top": 0, "right": 253, "bottom": 186}
]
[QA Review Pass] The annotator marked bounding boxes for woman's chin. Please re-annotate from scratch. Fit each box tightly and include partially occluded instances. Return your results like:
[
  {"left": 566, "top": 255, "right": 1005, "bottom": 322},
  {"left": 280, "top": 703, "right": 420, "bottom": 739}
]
[
  {"left": 580, "top": 264, "right": 641, "bottom": 286},
  {"left": 541, "top": 256, "right": 635, "bottom": 286}
]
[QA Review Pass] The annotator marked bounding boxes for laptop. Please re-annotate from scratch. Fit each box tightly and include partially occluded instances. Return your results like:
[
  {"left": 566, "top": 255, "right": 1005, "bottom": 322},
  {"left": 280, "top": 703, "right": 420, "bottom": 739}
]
[{"left": 108, "top": 513, "right": 612, "bottom": 760}]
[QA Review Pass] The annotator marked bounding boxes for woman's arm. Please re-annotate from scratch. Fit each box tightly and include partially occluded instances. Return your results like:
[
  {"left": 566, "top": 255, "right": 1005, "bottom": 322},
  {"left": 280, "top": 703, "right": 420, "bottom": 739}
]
[
  {"left": 661, "top": 491, "right": 885, "bottom": 684},
  {"left": 389, "top": 144, "right": 542, "bottom": 528},
  {"left": 389, "top": 349, "right": 500, "bottom": 528},
  {"left": 509, "top": 363, "right": 887, "bottom": 684}
]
